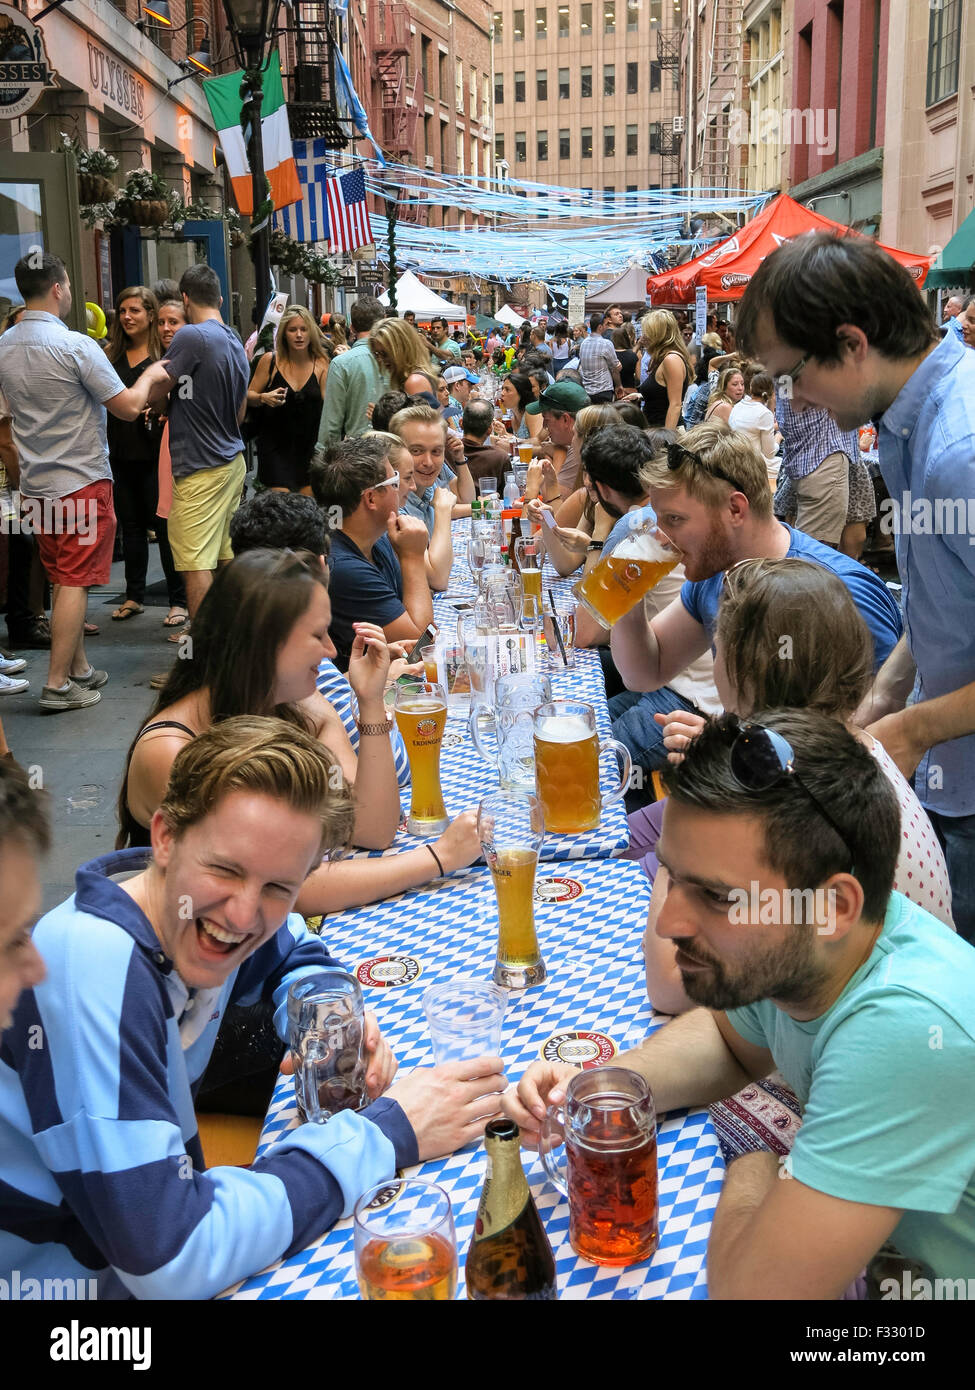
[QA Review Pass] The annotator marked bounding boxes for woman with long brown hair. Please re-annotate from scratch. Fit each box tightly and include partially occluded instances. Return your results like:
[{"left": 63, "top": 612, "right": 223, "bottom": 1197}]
[
  {"left": 636, "top": 309, "right": 694, "bottom": 431},
  {"left": 104, "top": 285, "right": 187, "bottom": 627},
  {"left": 246, "top": 305, "right": 329, "bottom": 495},
  {"left": 368, "top": 317, "right": 435, "bottom": 391},
  {"left": 703, "top": 365, "right": 746, "bottom": 425}
]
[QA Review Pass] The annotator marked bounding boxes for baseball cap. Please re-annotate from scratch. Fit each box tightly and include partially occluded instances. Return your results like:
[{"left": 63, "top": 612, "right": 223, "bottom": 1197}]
[
  {"left": 443, "top": 365, "right": 479, "bottom": 385},
  {"left": 526, "top": 380, "right": 590, "bottom": 416}
]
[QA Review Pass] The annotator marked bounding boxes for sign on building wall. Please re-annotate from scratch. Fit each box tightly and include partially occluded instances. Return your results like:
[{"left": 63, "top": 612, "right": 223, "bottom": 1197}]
[
  {"left": 0, "top": 3, "right": 57, "bottom": 120},
  {"left": 567, "top": 285, "right": 587, "bottom": 323}
]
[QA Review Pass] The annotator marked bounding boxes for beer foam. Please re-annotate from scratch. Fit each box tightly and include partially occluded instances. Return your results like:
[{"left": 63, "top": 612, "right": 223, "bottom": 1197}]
[{"left": 535, "top": 714, "right": 592, "bottom": 745}]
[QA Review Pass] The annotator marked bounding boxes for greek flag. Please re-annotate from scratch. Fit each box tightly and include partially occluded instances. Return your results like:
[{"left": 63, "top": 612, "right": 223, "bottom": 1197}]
[{"left": 273, "top": 140, "right": 331, "bottom": 244}]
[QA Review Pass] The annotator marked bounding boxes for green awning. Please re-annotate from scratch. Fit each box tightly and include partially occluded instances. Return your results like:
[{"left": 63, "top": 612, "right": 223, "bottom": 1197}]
[
  {"left": 925, "top": 208, "right": 975, "bottom": 289},
  {"left": 473, "top": 312, "right": 503, "bottom": 332}
]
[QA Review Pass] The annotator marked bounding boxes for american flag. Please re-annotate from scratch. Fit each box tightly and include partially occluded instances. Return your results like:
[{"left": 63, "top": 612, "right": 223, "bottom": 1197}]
[{"left": 326, "top": 168, "right": 372, "bottom": 254}]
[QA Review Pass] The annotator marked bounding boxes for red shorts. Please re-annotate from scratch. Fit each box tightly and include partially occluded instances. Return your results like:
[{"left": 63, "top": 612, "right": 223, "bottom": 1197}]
[{"left": 30, "top": 479, "right": 116, "bottom": 588}]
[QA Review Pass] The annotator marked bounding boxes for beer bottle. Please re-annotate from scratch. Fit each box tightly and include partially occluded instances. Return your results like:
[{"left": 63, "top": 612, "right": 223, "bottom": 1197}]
[{"left": 465, "top": 1118, "right": 558, "bottom": 1300}]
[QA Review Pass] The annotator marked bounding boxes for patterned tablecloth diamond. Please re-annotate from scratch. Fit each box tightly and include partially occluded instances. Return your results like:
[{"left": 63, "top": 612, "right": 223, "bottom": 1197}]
[{"left": 220, "top": 859, "right": 724, "bottom": 1301}]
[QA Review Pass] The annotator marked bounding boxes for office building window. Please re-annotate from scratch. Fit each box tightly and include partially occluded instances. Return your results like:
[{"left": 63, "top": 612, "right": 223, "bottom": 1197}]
[
  {"left": 471, "top": 138, "right": 478, "bottom": 179},
  {"left": 440, "top": 121, "right": 449, "bottom": 165},
  {"left": 536, "top": 5, "right": 547, "bottom": 38},
  {"left": 456, "top": 59, "right": 464, "bottom": 111},
  {"left": 626, "top": 0, "right": 638, "bottom": 31},
  {"left": 515, "top": 70, "right": 526, "bottom": 101},
  {"left": 515, "top": 131, "right": 527, "bottom": 162},
  {"left": 650, "top": 0, "right": 661, "bottom": 21},
  {"left": 626, "top": 61, "right": 638, "bottom": 94},
  {"left": 603, "top": 186, "right": 615, "bottom": 203},
  {"left": 581, "top": 126, "right": 592, "bottom": 157},
  {"left": 604, "top": 1, "right": 615, "bottom": 34},
  {"left": 559, "top": 128, "right": 571, "bottom": 158},
  {"left": 513, "top": 8, "right": 525, "bottom": 39},
  {"left": 421, "top": 37, "right": 430, "bottom": 89},
  {"left": 495, "top": 73, "right": 504, "bottom": 104},
  {"left": 650, "top": 60, "right": 661, "bottom": 91},
  {"left": 438, "top": 50, "right": 448, "bottom": 99},
  {"left": 558, "top": 66, "right": 570, "bottom": 98},
  {"left": 927, "top": 0, "right": 961, "bottom": 105},
  {"left": 626, "top": 123, "right": 637, "bottom": 155},
  {"left": 603, "top": 125, "right": 615, "bottom": 157},
  {"left": 537, "top": 129, "right": 548, "bottom": 160},
  {"left": 580, "top": 64, "right": 592, "bottom": 97},
  {"left": 558, "top": 3, "right": 569, "bottom": 35},
  {"left": 537, "top": 68, "right": 548, "bottom": 100},
  {"left": 603, "top": 63, "right": 615, "bottom": 96},
  {"left": 482, "top": 74, "right": 490, "bottom": 121},
  {"left": 495, "top": 133, "right": 505, "bottom": 160},
  {"left": 493, "top": 11, "right": 502, "bottom": 37},
  {"left": 649, "top": 121, "right": 661, "bottom": 153},
  {"left": 471, "top": 69, "right": 478, "bottom": 115},
  {"left": 626, "top": 184, "right": 637, "bottom": 193},
  {"left": 456, "top": 130, "right": 465, "bottom": 174},
  {"left": 580, "top": 3, "right": 592, "bottom": 35}
]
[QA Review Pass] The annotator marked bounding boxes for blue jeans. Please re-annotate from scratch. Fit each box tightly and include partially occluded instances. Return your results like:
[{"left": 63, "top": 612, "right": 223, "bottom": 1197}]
[
  {"left": 927, "top": 809, "right": 975, "bottom": 944},
  {"left": 608, "top": 686, "right": 701, "bottom": 771}
]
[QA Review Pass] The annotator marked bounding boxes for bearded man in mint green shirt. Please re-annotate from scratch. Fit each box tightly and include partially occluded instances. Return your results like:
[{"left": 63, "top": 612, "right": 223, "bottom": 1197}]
[{"left": 503, "top": 708, "right": 975, "bottom": 1298}]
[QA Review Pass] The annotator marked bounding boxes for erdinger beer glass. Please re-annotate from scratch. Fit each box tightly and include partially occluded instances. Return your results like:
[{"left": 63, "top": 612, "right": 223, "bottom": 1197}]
[
  {"left": 533, "top": 700, "right": 631, "bottom": 833},
  {"left": 540, "top": 1067, "right": 658, "bottom": 1266},
  {"left": 354, "top": 1179, "right": 457, "bottom": 1301},
  {"left": 574, "top": 520, "right": 682, "bottom": 627},
  {"left": 478, "top": 790, "right": 546, "bottom": 990},
  {"left": 394, "top": 679, "right": 449, "bottom": 835}
]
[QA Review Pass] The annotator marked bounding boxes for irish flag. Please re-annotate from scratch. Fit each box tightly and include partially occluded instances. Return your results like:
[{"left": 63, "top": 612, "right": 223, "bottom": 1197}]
[{"left": 203, "top": 53, "right": 301, "bottom": 215}]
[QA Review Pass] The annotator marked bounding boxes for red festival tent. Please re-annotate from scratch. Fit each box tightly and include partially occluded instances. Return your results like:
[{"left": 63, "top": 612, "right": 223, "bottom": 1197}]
[{"left": 646, "top": 194, "right": 932, "bottom": 305}]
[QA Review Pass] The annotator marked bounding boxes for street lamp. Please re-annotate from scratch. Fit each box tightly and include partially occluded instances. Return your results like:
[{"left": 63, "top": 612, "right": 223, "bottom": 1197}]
[{"left": 221, "top": 0, "right": 280, "bottom": 316}]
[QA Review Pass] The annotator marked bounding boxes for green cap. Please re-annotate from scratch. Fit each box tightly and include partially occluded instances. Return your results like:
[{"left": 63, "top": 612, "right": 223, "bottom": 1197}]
[{"left": 525, "top": 380, "right": 591, "bottom": 416}]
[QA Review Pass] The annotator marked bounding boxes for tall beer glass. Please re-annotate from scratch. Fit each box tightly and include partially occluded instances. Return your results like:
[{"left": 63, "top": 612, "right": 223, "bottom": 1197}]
[
  {"left": 574, "top": 520, "right": 682, "bottom": 627},
  {"left": 533, "top": 700, "right": 632, "bottom": 834},
  {"left": 478, "top": 790, "right": 546, "bottom": 990},
  {"left": 395, "top": 679, "right": 449, "bottom": 835}
]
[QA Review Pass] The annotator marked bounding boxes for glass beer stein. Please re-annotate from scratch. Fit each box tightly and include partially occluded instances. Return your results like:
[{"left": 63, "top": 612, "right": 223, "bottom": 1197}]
[
  {"left": 540, "top": 1066, "right": 658, "bottom": 1266},
  {"left": 470, "top": 673, "right": 552, "bottom": 793},
  {"left": 533, "top": 700, "right": 632, "bottom": 834},
  {"left": 477, "top": 789, "right": 546, "bottom": 990},
  {"left": 287, "top": 971, "right": 367, "bottom": 1124},
  {"left": 574, "top": 519, "right": 683, "bottom": 627},
  {"left": 394, "top": 679, "right": 449, "bottom": 834}
]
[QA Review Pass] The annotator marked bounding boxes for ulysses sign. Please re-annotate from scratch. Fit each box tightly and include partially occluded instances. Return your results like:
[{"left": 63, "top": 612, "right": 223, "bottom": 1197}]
[
  {"left": 87, "top": 42, "right": 145, "bottom": 119},
  {"left": 0, "top": 4, "right": 57, "bottom": 119}
]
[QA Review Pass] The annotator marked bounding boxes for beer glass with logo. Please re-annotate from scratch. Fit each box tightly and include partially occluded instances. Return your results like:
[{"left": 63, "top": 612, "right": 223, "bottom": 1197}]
[
  {"left": 477, "top": 790, "right": 546, "bottom": 990},
  {"left": 533, "top": 700, "right": 631, "bottom": 833},
  {"left": 395, "top": 679, "right": 449, "bottom": 835},
  {"left": 574, "top": 519, "right": 682, "bottom": 627},
  {"left": 287, "top": 971, "right": 367, "bottom": 1123},
  {"left": 540, "top": 1066, "right": 658, "bottom": 1266},
  {"left": 354, "top": 1179, "right": 457, "bottom": 1301},
  {"left": 470, "top": 673, "right": 551, "bottom": 792}
]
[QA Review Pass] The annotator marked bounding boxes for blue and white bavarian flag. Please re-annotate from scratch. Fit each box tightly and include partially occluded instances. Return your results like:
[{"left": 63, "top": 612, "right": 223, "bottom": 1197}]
[{"left": 273, "top": 139, "right": 331, "bottom": 244}]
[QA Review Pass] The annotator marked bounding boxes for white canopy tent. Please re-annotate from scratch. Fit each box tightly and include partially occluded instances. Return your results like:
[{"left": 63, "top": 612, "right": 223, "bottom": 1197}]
[
  {"left": 495, "top": 303, "right": 531, "bottom": 327},
  {"left": 379, "top": 270, "right": 467, "bottom": 321}
]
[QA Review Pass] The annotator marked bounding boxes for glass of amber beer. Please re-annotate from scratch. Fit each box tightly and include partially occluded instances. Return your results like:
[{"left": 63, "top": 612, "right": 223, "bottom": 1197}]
[
  {"left": 574, "top": 519, "right": 682, "bottom": 627},
  {"left": 354, "top": 1179, "right": 457, "bottom": 1300},
  {"left": 533, "top": 700, "right": 632, "bottom": 833},
  {"left": 394, "top": 679, "right": 449, "bottom": 835},
  {"left": 540, "top": 1067, "right": 658, "bottom": 1266},
  {"left": 477, "top": 790, "right": 546, "bottom": 990}
]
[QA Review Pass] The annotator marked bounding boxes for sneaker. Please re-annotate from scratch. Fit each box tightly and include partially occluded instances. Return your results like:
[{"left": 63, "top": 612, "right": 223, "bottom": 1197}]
[
  {"left": 71, "top": 667, "right": 109, "bottom": 690},
  {"left": 39, "top": 680, "right": 101, "bottom": 713},
  {"left": 0, "top": 654, "right": 27, "bottom": 675},
  {"left": 0, "top": 672, "right": 29, "bottom": 696},
  {"left": 6, "top": 618, "right": 51, "bottom": 650}
]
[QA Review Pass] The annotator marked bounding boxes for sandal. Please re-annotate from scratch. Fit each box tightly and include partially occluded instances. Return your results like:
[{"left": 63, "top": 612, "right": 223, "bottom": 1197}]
[
  {"left": 111, "top": 601, "right": 144, "bottom": 621},
  {"left": 84, "top": 621, "right": 100, "bottom": 636},
  {"left": 162, "top": 607, "right": 189, "bottom": 628},
  {"left": 167, "top": 621, "right": 190, "bottom": 644}
]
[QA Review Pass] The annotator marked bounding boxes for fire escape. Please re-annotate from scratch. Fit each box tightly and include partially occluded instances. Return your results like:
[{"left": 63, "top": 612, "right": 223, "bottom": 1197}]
[
  {"left": 284, "top": 1, "right": 349, "bottom": 146},
  {"left": 370, "top": 1, "right": 422, "bottom": 222},
  {"left": 656, "top": 29, "right": 682, "bottom": 188},
  {"left": 697, "top": 0, "right": 744, "bottom": 194}
]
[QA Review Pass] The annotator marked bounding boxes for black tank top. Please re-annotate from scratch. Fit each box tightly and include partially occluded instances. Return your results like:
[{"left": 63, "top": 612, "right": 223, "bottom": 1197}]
[{"left": 124, "top": 721, "right": 196, "bottom": 848}]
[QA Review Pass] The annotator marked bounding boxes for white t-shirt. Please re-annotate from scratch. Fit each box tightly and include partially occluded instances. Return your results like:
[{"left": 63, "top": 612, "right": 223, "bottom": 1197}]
[{"left": 728, "top": 397, "right": 777, "bottom": 462}]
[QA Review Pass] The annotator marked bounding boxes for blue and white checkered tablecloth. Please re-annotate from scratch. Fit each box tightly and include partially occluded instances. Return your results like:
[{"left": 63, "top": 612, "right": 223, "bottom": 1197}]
[{"left": 220, "top": 858, "right": 725, "bottom": 1301}]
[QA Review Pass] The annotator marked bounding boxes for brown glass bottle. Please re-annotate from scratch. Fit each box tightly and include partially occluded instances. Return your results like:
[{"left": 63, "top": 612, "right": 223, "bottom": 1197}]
[{"left": 465, "top": 1118, "right": 558, "bottom": 1300}]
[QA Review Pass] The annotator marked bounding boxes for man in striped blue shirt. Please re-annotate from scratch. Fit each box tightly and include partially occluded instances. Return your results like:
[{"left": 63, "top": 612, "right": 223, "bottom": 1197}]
[{"left": 0, "top": 719, "right": 504, "bottom": 1298}]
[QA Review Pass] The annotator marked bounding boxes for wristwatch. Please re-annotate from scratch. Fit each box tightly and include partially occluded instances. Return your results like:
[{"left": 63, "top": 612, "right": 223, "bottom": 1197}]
[
  {"left": 356, "top": 717, "right": 394, "bottom": 737},
  {"left": 586, "top": 541, "right": 605, "bottom": 553}
]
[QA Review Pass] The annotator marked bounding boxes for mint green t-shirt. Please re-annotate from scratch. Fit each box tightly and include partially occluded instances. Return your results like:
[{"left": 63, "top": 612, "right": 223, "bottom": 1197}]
[{"left": 726, "top": 891, "right": 975, "bottom": 1280}]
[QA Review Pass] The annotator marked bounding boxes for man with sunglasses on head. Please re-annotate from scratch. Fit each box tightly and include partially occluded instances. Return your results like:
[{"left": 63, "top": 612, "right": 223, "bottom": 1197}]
[
  {"left": 504, "top": 708, "right": 975, "bottom": 1298},
  {"left": 609, "top": 422, "right": 901, "bottom": 745},
  {"left": 737, "top": 232, "right": 975, "bottom": 944},
  {"left": 310, "top": 436, "right": 433, "bottom": 671}
]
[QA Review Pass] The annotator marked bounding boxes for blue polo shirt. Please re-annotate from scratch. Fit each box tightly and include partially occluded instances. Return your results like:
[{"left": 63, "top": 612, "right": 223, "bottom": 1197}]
[
  {"left": 877, "top": 330, "right": 975, "bottom": 816},
  {"left": 327, "top": 530, "right": 405, "bottom": 669}
]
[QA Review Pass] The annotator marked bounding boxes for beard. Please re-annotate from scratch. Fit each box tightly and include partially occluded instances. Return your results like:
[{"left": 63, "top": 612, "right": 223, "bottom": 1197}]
[
  {"left": 674, "top": 922, "right": 830, "bottom": 1012},
  {"left": 683, "top": 516, "right": 737, "bottom": 583}
]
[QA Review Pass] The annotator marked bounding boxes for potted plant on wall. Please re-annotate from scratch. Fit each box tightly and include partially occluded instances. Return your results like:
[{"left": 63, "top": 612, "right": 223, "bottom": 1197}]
[
  {"left": 114, "top": 168, "right": 171, "bottom": 227},
  {"left": 60, "top": 133, "right": 119, "bottom": 204}
]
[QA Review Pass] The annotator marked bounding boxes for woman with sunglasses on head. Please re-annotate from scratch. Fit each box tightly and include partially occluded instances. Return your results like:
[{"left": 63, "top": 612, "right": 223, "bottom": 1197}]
[{"left": 637, "top": 556, "right": 952, "bottom": 1018}]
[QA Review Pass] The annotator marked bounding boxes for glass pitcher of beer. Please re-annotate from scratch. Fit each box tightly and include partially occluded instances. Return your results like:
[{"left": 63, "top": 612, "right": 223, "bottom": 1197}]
[
  {"left": 394, "top": 679, "right": 449, "bottom": 835},
  {"left": 477, "top": 790, "right": 546, "bottom": 989},
  {"left": 574, "top": 518, "right": 682, "bottom": 627},
  {"left": 533, "top": 700, "right": 632, "bottom": 834},
  {"left": 540, "top": 1066, "right": 658, "bottom": 1266}
]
